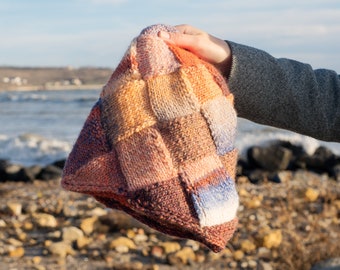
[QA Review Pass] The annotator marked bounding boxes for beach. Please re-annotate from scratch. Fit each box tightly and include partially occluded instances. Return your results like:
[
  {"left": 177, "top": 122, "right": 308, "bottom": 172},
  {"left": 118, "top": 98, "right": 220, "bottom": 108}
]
[
  {"left": 0, "top": 87, "right": 339, "bottom": 270},
  {"left": 0, "top": 141, "right": 340, "bottom": 270}
]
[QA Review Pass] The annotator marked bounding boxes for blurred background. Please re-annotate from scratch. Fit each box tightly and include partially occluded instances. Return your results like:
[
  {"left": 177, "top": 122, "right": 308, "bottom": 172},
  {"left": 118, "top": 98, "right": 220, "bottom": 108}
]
[
  {"left": 1, "top": 0, "right": 340, "bottom": 70},
  {"left": 0, "top": 0, "right": 339, "bottom": 166}
]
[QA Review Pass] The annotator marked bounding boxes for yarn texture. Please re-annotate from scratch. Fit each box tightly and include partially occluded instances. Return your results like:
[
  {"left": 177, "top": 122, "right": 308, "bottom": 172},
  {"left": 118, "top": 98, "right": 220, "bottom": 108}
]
[{"left": 61, "top": 24, "right": 239, "bottom": 252}]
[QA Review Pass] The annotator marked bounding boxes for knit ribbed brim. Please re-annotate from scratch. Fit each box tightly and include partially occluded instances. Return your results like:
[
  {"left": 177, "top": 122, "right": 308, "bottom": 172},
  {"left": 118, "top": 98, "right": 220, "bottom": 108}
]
[{"left": 61, "top": 24, "right": 239, "bottom": 252}]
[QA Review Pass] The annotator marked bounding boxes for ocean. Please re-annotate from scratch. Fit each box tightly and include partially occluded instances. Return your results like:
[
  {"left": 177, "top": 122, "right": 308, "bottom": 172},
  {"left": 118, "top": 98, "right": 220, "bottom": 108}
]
[{"left": 1, "top": 90, "right": 339, "bottom": 166}]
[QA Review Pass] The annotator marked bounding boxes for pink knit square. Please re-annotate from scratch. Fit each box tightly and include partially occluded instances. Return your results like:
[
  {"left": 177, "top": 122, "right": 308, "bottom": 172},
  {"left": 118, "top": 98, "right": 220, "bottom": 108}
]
[
  {"left": 147, "top": 69, "right": 200, "bottom": 121},
  {"left": 136, "top": 36, "right": 181, "bottom": 79},
  {"left": 179, "top": 154, "right": 223, "bottom": 187}
]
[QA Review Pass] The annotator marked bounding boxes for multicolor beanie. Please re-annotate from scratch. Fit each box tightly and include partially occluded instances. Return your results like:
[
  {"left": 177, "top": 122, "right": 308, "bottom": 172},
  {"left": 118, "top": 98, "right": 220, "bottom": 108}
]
[{"left": 61, "top": 24, "right": 239, "bottom": 252}]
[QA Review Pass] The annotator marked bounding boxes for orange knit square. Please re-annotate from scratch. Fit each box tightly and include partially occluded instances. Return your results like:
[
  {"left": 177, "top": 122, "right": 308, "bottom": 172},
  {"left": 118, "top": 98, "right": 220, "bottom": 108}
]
[
  {"left": 159, "top": 113, "right": 216, "bottom": 166},
  {"left": 181, "top": 65, "right": 222, "bottom": 104},
  {"left": 102, "top": 76, "right": 157, "bottom": 144},
  {"left": 116, "top": 127, "right": 176, "bottom": 191}
]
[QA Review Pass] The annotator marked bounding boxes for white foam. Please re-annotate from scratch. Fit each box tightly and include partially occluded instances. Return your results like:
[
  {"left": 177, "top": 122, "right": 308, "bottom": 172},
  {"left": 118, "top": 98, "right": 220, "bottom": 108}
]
[
  {"left": 0, "top": 133, "right": 71, "bottom": 166},
  {"left": 236, "top": 118, "right": 340, "bottom": 158}
]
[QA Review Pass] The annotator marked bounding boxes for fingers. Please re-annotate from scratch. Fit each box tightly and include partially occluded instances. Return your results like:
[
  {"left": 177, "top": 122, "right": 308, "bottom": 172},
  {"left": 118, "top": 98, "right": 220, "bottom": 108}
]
[
  {"left": 159, "top": 31, "right": 198, "bottom": 51},
  {"left": 174, "top": 24, "right": 203, "bottom": 36},
  {"left": 158, "top": 24, "right": 203, "bottom": 52}
]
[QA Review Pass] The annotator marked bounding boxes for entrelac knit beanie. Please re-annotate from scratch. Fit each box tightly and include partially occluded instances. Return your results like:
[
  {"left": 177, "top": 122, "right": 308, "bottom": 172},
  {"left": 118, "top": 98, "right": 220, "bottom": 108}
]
[{"left": 61, "top": 24, "right": 239, "bottom": 252}]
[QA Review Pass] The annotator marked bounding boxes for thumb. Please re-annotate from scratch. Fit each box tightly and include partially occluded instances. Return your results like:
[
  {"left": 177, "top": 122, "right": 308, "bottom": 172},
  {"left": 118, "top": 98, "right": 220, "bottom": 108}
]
[{"left": 158, "top": 31, "right": 197, "bottom": 51}]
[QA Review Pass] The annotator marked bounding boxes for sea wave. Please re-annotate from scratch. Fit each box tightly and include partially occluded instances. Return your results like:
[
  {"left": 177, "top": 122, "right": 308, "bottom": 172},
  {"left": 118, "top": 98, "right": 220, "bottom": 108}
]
[
  {"left": 0, "top": 133, "right": 71, "bottom": 166},
  {"left": 0, "top": 91, "right": 98, "bottom": 104},
  {"left": 236, "top": 119, "right": 340, "bottom": 158}
]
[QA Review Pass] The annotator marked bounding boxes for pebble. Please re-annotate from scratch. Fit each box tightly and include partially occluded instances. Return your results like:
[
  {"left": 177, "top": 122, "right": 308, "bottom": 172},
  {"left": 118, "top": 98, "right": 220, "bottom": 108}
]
[
  {"left": 9, "top": 247, "right": 25, "bottom": 258},
  {"left": 262, "top": 230, "right": 282, "bottom": 249},
  {"left": 76, "top": 236, "right": 91, "bottom": 249},
  {"left": 109, "top": 236, "right": 136, "bottom": 250},
  {"left": 1, "top": 147, "right": 340, "bottom": 269},
  {"left": 233, "top": 250, "right": 245, "bottom": 261},
  {"left": 240, "top": 239, "right": 256, "bottom": 253},
  {"left": 48, "top": 242, "right": 75, "bottom": 258},
  {"left": 80, "top": 216, "right": 99, "bottom": 235},
  {"left": 32, "top": 213, "right": 57, "bottom": 228},
  {"left": 6, "top": 202, "right": 22, "bottom": 215},
  {"left": 0, "top": 219, "right": 6, "bottom": 228},
  {"left": 305, "top": 188, "right": 319, "bottom": 202},
  {"left": 151, "top": 245, "right": 164, "bottom": 258},
  {"left": 32, "top": 256, "right": 42, "bottom": 264},
  {"left": 62, "top": 226, "right": 84, "bottom": 243},
  {"left": 168, "top": 247, "right": 196, "bottom": 265},
  {"left": 160, "top": 241, "right": 181, "bottom": 254}
]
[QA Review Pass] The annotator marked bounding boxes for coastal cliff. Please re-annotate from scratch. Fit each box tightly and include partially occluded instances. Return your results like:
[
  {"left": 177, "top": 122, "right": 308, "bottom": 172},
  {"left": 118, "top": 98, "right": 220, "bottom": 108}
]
[{"left": 0, "top": 66, "right": 113, "bottom": 91}]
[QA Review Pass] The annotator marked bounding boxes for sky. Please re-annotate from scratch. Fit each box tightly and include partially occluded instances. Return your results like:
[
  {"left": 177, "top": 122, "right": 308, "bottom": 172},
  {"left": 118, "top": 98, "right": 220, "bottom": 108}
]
[{"left": 1, "top": 0, "right": 340, "bottom": 72}]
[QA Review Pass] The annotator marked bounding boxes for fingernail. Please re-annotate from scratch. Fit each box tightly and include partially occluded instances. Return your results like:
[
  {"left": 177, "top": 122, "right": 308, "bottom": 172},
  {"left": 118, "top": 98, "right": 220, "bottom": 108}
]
[{"left": 158, "top": 31, "right": 170, "bottom": 39}]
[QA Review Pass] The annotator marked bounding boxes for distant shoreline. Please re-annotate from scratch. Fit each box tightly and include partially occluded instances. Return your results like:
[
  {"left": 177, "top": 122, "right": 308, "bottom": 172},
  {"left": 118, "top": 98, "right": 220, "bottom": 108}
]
[{"left": 0, "top": 84, "right": 104, "bottom": 92}]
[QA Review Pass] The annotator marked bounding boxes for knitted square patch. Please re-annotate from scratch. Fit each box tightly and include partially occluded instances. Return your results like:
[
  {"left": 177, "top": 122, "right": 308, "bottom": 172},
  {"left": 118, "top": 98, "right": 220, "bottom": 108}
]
[
  {"left": 116, "top": 127, "right": 176, "bottom": 191},
  {"left": 201, "top": 95, "right": 237, "bottom": 155},
  {"left": 101, "top": 78, "right": 156, "bottom": 144},
  {"left": 159, "top": 112, "right": 216, "bottom": 165},
  {"left": 147, "top": 69, "right": 200, "bottom": 121},
  {"left": 191, "top": 173, "right": 239, "bottom": 227}
]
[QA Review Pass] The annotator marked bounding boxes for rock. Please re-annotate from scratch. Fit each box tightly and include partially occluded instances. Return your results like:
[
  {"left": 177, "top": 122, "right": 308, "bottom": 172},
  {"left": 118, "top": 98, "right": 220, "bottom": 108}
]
[
  {"left": 33, "top": 213, "right": 58, "bottom": 228},
  {"left": 52, "top": 159, "right": 66, "bottom": 169},
  {"left": 112, "top": 262, "right": 144, "bottom": 270},
  {"left": 247, "top": 169, "right": 267, "bottom": 184},
  {"left": 233, "top": 250, "right": 245, "bottom": 261},
  {"left": 115, "top": 245, "right": 129, "bottom": 253},
  {"left": 311, "top": 257, "right": 340, "bottom": 270},
  {"left": 262, "top": 230, "right": 282, "bottom": 249},
  {"left": 258, "top": 261, "right": 273, "bottom": 270},
  {"left": 48, "top": 242, "right": 75, "bottom": 258},
  {"left": 240, "top": 239, "right": 256, "bottom": 253},
  {"left": 36, "top": 165, "right": 62, "bottom": 180},
  {"left": 9, "top": 247, "right": 25, "bottom": 258},
  {"left": 244, "top": 195, "right": 263, "bottom": 209},
  {"left": 298, "top": 146, "right": 337, "bottom": 173},
  {"left": 160, "top": 241, "right": 181, "bottom": 254},
  {"left": 109, "top": 236, "right": 136, "bottom": 250},
  {"left": 32, "top": 256, "right": 42, "bottom": 265},
  {"left": 62, "top": 226, "right": 84, "bottom": 243},
  {"left": 6, "top": 202, "right": 22, "bottom": 215},
  {"left": 248, "top": 260, "right": 258, "bottom": 268},
  {"left": 62, "top": 204, "right": 78, "bottom": 217},
  {"left": 167, "top": 247, "right": 196, "bottom": 265},
  {"left": 76, "top": 236, "right": 91, "bottom": 249},
  {"left": 257, "top": 247, "right": 271, "bottom": 259},
  {"left": 247, "top": 144, "right": 292, "bottom": 171},
  {"left": 133, "top": 233, "right": 148, "bottom": 243},
  {"left": 12, "top": 167, "right": 36, "bottom": 182},
  {"left": 27, "top": 165, "right": 43, "bottom": 179},
  {"left": 87, "top": 207, "right": 107, "bottom": 217},
  {"left": 7, "top": 238, "right": 23, "bottom": 247},
  {"left": 151, "top": 246, "right": 164, "bottom": 258},
  {"left": 0, "top": 159, "right": 10, "bottom": 181},
  {"left": 0, "top": 219, "right": 6, "bottom": 228},
  {"left": 331, "top": 164, "right": 340, "bottom": 182},
  {"left": 305, "top": 188, "right": 319, "bottom": 202},
  {"left": 80, "top": 216, "right": 99, "bottom": 235},
  {"left": 1, "top": 163, "right": 22, "bottom": 181}
]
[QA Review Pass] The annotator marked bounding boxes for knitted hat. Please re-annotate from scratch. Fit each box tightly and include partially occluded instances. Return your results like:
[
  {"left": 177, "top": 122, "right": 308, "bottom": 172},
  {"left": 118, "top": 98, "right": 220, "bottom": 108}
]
[{"left": 61, "top": 24, "right": 239, "bottom": 252}]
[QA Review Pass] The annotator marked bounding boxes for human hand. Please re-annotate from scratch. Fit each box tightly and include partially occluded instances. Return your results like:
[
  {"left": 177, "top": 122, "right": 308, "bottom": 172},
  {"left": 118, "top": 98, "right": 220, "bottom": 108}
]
[{"left": 158, "top": 24, "right": 232, "bottom": 76}]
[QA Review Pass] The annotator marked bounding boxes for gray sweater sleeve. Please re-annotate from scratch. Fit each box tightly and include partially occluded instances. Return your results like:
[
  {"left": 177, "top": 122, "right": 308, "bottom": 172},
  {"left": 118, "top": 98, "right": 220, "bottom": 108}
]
[{"left": 226, "top": 41, "right": 340, "bottom": 142}]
